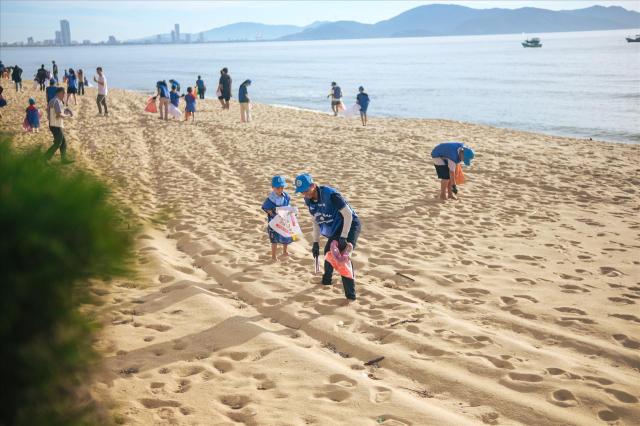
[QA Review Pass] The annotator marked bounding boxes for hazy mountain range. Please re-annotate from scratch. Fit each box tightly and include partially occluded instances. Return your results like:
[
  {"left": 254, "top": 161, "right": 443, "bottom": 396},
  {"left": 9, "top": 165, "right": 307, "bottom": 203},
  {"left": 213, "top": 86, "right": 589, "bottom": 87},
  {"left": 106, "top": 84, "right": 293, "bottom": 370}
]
[{"left": 129, "top": 4, "right": 640, "bottom": 43}]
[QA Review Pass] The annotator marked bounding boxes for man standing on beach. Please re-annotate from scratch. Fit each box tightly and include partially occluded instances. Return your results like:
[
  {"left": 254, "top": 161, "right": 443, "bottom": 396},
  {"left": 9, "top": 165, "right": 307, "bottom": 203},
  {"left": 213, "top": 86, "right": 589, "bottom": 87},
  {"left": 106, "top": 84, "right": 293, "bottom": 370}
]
[
  {"left": 196, "top": 75, "right": 206, "bottom": 99},
  {"left": 217, "top": 68, "right": 232, "bottom": 109},
  {"left": 295, "top": 173, "right": 361, "bottom": 303},
  {"left": 45, "top": 87, "right": 73, "bottom": 164},
  {"left": 94, "top": 67, "right": 108, "bottom": 116},
  {"left": 52, "top": 61, "right": 58, "bottom": 82},
  {"left": 327, "top": 82, "right": 342, "bottom": 116}
]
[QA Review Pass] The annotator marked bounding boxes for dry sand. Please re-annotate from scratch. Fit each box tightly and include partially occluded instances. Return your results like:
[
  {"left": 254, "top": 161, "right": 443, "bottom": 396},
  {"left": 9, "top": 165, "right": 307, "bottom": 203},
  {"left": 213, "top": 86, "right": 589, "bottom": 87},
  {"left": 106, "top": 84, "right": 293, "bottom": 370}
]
[{"left": 1, "top": 84, "right": 639, "bottom": 426}]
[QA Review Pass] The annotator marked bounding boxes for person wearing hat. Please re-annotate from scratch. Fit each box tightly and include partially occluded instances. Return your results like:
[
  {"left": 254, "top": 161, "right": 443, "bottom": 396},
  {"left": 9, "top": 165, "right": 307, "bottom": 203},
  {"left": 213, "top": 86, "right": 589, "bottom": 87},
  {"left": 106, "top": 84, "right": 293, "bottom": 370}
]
[
  {"left": 295, "top": 173, "right": 361, "bottom": 302},
  {"left": 24, "top": 98, "right": 41, "bottom": 133},
  {"left": 430, "top": 141, "right": 475, "bottom": 201},
  {"left": 262, "top": 175, "right": 293, "bottom": 260},
  {"left": 238, "top": 79, "right": 252, "bottom": 123}
]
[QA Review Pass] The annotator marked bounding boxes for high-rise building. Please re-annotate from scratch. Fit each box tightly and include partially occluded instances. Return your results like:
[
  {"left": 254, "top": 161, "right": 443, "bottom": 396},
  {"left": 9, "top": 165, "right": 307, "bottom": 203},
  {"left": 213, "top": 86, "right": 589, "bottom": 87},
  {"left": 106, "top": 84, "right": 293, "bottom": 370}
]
[
  {"left": 174, "top": 24, "right": 180, "bottom": 42},
  {"left": 60, "top": 20, "right": 71, "bottom": 45},
  {"left": 171, "top": 30, "right": 176, "bottom": 43},
  {"left": 55, "top": 31, "right": 62, "bottom": 45},
  {"left": 27, "top": 37, "right": 34, "bottom": 45}
]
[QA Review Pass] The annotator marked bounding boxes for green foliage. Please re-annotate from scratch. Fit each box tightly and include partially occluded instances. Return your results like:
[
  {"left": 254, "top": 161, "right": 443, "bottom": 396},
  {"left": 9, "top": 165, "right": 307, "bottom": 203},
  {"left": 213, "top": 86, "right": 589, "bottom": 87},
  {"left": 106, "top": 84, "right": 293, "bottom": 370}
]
[{"left": 0, "top": 136, "right": 135, "bottom": 426}]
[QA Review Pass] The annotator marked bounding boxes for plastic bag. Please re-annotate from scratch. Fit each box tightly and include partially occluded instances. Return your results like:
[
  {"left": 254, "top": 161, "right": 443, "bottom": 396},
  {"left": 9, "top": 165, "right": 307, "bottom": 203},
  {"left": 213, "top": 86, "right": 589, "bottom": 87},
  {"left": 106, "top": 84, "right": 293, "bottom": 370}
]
[
  {"left": 268, "top": 206, "right": 303, "bottom": 240},
  {"left": 144, "top": 97, "right": 157, "bottom": 113},
  {"left": 168, "top": 103, "right": 182, "bottom": 118},
  {"left": 22, "top": 117, "right": 32, "bottom": 132},
  {"left": 343, "top": 103, "right": 360, "bottom": 118},
  {"left": 324, "top": 240, "right": 355, "bottom": 279},
  {"left": 455, "top": 164, "right": 465, "bottom": 185}
]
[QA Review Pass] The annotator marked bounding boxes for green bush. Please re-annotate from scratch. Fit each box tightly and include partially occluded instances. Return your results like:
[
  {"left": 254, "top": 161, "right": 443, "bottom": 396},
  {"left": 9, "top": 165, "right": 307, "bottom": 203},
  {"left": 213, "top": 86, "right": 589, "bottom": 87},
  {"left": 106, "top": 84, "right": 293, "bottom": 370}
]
[{"left": 0, "top": 136, "right": 134, "bottom": 426}]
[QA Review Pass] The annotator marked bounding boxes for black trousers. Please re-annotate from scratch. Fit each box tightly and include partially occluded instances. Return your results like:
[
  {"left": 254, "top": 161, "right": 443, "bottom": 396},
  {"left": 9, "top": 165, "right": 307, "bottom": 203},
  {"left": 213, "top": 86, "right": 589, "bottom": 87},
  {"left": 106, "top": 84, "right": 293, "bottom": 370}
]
[
  {"left": 96, "top": 94, "right": 108, "bottom": 114},
  {"left": 322, "top": 220, "right": 361, "bottom": 300},
  {"left": 45, "top": 126, "right": 67, "bottom": 160},
  {"left": 198, "top": 89, "right": 205, "bottom": 99},
  {"left": 78, "top": 82, "right": 85, "bottom": 95}
]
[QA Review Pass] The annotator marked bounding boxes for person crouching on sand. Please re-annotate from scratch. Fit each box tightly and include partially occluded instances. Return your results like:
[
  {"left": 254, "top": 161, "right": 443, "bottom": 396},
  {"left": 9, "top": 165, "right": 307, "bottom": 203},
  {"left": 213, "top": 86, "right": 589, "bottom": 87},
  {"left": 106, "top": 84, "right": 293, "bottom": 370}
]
[
  {"left": 184, "top": 87, "right": 196, "bottom": 123},
  {"left": 431, "top": 141, "right": 474, "bottom": 201},
  {"left": 295, "top": 173, "right": 361, "bottom": 303},
  {"left": 262, "top": 175, "right": 292, "bottom": 261}
]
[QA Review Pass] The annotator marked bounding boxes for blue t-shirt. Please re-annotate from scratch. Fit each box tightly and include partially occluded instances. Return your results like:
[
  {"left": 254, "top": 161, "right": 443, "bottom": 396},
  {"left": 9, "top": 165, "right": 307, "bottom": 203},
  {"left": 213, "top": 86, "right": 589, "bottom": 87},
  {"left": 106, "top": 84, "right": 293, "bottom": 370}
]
[
  {"left": 304, "top": 186, "right": 359, "bottom": 238},
  {"left": 46, "top": 86, "right": 58, "bottom": 103},
  {"left": 158, "top": 84, "right": 169, "bottom": 98},
  {"left": 67, "top": 75, "right": 77, "bottom": 90},
  {"left": 431, "top": 142, "right": 464, "bottom": 163},
  {"left": 196, "top": 79, "right": 205, "bottom": 90},
  {"left": 184, "top": 94, "right": 196, "bottom": 112},
  {"left": 356, "top": 92, "right": 370, "bottom": 109},
  {"left": 170, "top": 91, "right": 180, "bottom": 107},
  {"left": 26, "top": 107, "right": 40, "bottom": 127},
  {"left": 238, "top": 85, "right": 249, "bottom": 103}
]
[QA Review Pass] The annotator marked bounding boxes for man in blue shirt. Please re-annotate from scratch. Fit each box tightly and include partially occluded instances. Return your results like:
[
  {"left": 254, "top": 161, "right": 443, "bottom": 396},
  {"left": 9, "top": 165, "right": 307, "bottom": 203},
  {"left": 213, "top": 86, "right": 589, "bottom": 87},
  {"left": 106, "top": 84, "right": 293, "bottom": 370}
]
[
  {"left": 45, "top": 79, "right": 58, "bottom": 103},
  {"left": 295, "top": 173, "right": 361, "bottom": 302},
  {"left": 431, "top": 141, "right": 475, "bottom": 200},
  {"left": 196, "top": 75, "right": 206, "bottom": 99}
]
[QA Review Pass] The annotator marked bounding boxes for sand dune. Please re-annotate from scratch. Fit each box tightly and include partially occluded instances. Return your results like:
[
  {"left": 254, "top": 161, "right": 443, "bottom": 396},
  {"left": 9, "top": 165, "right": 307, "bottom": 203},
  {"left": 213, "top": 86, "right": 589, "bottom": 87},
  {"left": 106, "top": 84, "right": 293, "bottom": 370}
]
[{"left": 1, "top": 84, "right": 639, "bottom": 425}]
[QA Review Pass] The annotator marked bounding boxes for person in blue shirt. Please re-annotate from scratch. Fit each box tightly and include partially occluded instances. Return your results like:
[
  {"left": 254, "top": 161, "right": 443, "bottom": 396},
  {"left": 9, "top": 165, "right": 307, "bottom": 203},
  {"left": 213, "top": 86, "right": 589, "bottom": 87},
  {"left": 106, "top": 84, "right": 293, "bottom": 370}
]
[
  {"left": 65, "top": 68, "right": 78, "bottom": 106},
  {"left": 238, "top": 79, "right": 251, "bottom": 123},
  {"left": 25, "top": 98, "right": 41, "bottom": 133},
  {"left": 195, "top": 75, "right": 206, "bottom": 99},
  {"left": 170, "top": 84, "right": 180, "bottom": 112},
  {"left": 262, "top": 175, "right": 293, "bottom": 260},
  {"left": 327, "top": 82, "right": 342, "bottom": 116},
  {"left": 156, "top": 80, "right": 170, "bottom": 120},
  {"left": 356, "top": 86, "right": 370, "bottom": 127},
  {"left": 184, "top": 87, "right": 196, "bottom": 123},
  {"left": 46, "top": 79, "right": 58, "bottom": 103},
  {"left": 431, "top": 141, "right": 475, "bottom": 201},
  {"left": 295, "top": 173, "right": 361, "bottom": 302}
]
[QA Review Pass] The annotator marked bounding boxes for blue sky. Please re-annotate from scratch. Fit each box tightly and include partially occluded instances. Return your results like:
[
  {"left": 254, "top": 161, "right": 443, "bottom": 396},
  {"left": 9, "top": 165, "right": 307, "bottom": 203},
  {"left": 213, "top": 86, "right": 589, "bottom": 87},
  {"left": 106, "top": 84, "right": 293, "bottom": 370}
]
[{"left": 1, "top": 1, "right": 639, "bottom": 43}]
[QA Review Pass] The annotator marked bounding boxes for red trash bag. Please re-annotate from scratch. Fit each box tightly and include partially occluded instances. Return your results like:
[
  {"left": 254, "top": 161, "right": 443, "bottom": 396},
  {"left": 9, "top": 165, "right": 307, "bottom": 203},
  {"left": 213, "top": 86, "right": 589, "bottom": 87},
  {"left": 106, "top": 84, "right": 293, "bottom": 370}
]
[
  {"left": 144, "top": 97, "right": 157, "bottom": 113},
  {"left": 324, "top": 240, "right": 355, "bottom": 279}
]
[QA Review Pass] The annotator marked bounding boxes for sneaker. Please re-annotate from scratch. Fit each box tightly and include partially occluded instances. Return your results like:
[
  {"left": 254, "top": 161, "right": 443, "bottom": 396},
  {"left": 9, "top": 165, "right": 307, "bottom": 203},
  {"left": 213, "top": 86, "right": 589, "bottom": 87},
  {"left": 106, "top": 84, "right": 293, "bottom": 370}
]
[{"left": 61, "top": 158, "right": 75, "bottom": 165}]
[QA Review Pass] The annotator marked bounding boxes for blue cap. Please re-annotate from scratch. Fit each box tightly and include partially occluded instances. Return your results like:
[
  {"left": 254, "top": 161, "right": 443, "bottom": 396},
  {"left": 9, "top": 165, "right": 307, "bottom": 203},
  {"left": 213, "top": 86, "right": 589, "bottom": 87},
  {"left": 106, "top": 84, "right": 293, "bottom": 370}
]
[
  {"left": 294, "top": 173, "right": 313, "bottom": 193},
  {"left": 49, "top": 79, "right": 55, "bottom": 84},
  {"left": 463, "top": 147, "right": 475, "bottom": 166},
  {"left": 271, "top": 175, "right": 287, "bottom": 188}
]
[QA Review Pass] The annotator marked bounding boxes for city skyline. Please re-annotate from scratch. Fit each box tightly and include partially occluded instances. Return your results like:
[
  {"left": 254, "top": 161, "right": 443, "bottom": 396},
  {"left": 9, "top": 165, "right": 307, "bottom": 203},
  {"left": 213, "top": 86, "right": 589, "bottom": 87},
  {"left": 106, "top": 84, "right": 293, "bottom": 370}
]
[{"left": 2, "top": 1, "right": 639, "bottom": 44}]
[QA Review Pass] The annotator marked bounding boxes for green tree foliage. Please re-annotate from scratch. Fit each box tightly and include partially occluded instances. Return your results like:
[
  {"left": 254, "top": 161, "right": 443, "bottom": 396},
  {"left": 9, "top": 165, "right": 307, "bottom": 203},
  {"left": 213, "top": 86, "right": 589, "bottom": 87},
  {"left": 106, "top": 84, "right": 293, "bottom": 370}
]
[{"left": 0, "top": 136, "right": 134, "bottom": 426}]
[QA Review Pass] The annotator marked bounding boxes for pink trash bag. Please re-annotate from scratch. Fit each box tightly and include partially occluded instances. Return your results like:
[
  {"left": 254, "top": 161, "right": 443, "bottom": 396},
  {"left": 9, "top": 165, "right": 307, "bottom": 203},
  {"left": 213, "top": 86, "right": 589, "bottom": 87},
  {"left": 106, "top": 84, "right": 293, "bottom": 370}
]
[
  {"left": 324, "top": 240, "right": 355, "bottom": 279},
  {"left": 144, "top": 97, "right": 158, "bottom": 113}
]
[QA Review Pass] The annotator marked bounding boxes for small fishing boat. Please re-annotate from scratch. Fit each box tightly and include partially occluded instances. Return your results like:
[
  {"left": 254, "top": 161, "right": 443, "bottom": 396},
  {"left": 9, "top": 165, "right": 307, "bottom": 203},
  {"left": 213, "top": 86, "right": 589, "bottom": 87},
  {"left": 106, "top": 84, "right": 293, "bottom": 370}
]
[
  {"left": 522, "top": 37, "right": 542, "bottom": 48},
  {"left": 626, "top": 34, "right": 640, "bottom": 42}
]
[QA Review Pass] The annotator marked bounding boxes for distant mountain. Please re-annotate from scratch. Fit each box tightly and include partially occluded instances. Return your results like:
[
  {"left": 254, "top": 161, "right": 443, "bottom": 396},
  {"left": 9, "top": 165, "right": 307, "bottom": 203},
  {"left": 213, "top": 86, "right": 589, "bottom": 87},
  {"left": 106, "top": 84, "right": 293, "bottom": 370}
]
[
  {"left": 128, "top": 5, "right": 640, "bottom": 44},
  {"left": 279, "top": 4, "right": 640, "bottom": 41}
]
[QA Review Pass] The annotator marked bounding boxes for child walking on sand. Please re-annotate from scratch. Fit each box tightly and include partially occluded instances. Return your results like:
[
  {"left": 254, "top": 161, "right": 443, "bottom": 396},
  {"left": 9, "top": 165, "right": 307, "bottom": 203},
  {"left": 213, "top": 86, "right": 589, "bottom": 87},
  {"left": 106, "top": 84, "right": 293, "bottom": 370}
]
[
  {"left": 24, "top": 98, "right": 41, "bottom": 132},
  {"left": 261, "top": 175, "right": 293, "bottom": 260},
  {"left": 356, "top": 86, "right": 370, "bottom": 126},
  {"left": 184, "top": 87, "right": 196, "bottom": 123}
]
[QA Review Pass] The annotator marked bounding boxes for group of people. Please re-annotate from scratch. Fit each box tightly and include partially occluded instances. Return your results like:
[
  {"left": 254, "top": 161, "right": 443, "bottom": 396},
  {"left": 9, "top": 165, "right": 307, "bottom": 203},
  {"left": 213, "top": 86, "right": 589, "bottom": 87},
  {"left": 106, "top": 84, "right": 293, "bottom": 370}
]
[{"left": 259, "top": 140, "right": 474, "bottom": 303}]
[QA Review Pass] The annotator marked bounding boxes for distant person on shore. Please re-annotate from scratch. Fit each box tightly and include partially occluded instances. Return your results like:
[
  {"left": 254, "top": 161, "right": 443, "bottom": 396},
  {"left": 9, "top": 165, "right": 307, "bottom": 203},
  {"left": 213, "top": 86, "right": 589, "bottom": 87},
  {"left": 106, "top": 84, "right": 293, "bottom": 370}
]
[
  {"left": 196, "top": 75, "right": 206, "bottom": 99},
  {"left": 295, "top": 173, "right": 361, "bottom": 303},
  {"left": 217, "top": 67, "right": 232, "bottom": 109},
  {"left": 36, "top": 65, "right": 48, "bottom": 91},
  {"left": 65, "top": 69, "right": 78, "bottom": 106},
  {"left": 238, "top": 79, "right": 252, "bottom": 123},
  {"left": 156, "top": 80, "right": 170, "bottom": 120},
  {"left": 46, "top": 79, "right": 58, "bottom": 103},
  {"left": 184, "top": 87, "right": 196, "bottom": 123},
  {"left": 356, "top": 86, "right": 370, "bottom": 126},
  {"left": 45, "top": 87, "right": 73, "bottom": 164},
  {"left": 11, "top": 65, "right": 23, "bottom": 92},
  {"left": 327, "top": 82, "right": 342, "bottom": 116},
  {"left": 262, "top": 175, "right": 292, "bottom": 261},
  {"left": 77, "top": 69, "right": 85, "bottom": 95},
  {"left": 94, "top": 67, "right": 108, "bottom": 116},
  {"left": 24, "top": 98, "right": 41, "bottom": 133},
  {"left": 52, "top": 61, "right": 58, "bottom": 82},
  {"left": 431, "top": 141, "right": 475, "bottom": 201}
]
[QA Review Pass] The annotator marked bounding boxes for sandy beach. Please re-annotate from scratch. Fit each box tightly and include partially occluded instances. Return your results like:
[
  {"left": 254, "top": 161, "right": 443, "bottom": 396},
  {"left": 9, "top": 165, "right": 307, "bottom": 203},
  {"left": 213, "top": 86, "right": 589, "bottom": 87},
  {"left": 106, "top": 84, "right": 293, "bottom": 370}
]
[{"left": 1, "top": 85, "right": 639, "bottom": 425}]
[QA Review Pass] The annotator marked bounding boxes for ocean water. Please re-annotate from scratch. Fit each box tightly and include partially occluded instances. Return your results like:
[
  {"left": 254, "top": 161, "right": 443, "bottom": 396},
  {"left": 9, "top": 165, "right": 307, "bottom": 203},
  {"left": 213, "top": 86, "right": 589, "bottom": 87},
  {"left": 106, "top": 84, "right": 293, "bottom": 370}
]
[{"left": 2, "top": 29, "right": 639, "bottom": 143}]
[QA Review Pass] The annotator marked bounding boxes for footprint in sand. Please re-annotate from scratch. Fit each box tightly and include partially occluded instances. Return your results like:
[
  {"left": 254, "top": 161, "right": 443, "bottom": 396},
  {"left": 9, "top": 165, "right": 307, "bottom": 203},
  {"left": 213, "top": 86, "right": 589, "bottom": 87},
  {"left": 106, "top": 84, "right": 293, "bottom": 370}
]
[
  {"left": 597, "top": 410, "right": 620, "bottom": 421},
  {"left": 583, "top": 376, "right": 614, "bottom": 385},
  {"left": 313, "top": 386, "right": 351, "bottom": 403},
  {"left": 514, "top": 295, "right": 538, "bottom": 303},
  {"left": 175, "top": 379, "right": 191, "bottom": 393},
  {"left": 212, "top": 359, "right": 233, "bottom": 374},
  {"left": 150, "top": 382, "right": 165, "bottom": 389},
  {"left": 370, "top": 386, "right": 392, "bottom": 403},
  {"left": 549, "top": 389, "right": 578, "bottom": 407},
  {"left": 220, "top": 394, "right": 251, "bottom": 410},
  {"left": 600, "top": 266, "right": 624, "bottom": 277},
  {"left": 509, "top": 309, "right": 537, "bottom": 320},
  {"left": 603, "top": 388, "right": 639, "bottom": 403},
  {"left": 158, "top": 275, "right": 174, "bottom": 284},
  {"left": 177, "top": 365, "right": 205, "bottom": 377},
  {"left": 328, "top": 374, "right": 357, "bottom": 388},
  {"left": 139, "top": 398, "right": 181, "bottom": 408},
  {"left": 612, "top": 334, "right": 640, "bottom": 349},
  {"left": 172, "top": 339, "right": 188, "bottom": 350},
  {"left": 609, "top": 313, "right": 640, "bottom": 323},
  {"left": 608, "top": 297, "right": 635, "bottom": 304},
  {"left": 373, "top": 414, "right": 412, "bottom": 425},
  {"left": 146, "top": 324, "right": 172, "bottom": 332}
]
